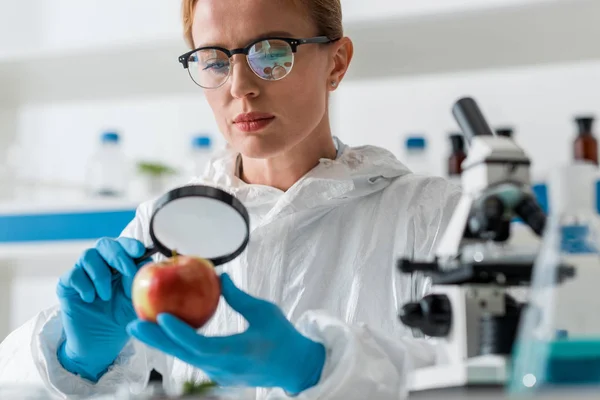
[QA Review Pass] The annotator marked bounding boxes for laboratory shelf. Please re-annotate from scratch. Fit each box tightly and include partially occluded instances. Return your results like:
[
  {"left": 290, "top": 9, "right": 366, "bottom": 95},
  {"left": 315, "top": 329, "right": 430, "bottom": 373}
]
[
  {"left": 0, "top": 197, "right": 139, "bottom": 214},
  {"left": 0, "top": 199, "right": 137, "bottom": 259},
  {"left": 0, "top": 0, "right": 598, "bottom": 105},
  {"left": 0, "top": 208, "right": 135, "bottom": 243}
]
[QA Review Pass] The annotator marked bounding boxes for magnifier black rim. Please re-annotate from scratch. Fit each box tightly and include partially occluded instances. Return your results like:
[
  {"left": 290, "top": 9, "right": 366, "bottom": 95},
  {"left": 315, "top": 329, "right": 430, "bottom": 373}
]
[{"left": 148, "top": 184, "right": 250, "bottom": 266}]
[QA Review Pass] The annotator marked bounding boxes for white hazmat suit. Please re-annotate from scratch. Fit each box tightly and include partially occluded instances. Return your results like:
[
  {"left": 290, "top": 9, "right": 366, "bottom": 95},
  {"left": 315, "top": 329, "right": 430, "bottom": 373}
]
[{"left": 0, "top": 137, "right": 461, "bottom": 399}]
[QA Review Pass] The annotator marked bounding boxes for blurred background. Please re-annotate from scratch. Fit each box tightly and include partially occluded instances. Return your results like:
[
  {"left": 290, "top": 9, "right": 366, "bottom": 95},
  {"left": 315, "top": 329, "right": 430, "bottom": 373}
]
[{"left": 1, "top": 0, "right": 599, "bottom": 341}]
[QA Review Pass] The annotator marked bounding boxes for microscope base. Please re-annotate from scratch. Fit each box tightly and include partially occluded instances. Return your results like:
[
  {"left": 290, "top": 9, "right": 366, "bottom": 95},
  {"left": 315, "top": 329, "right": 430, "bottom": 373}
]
[{"left": 408, "top": 355, "right": 508, "bottom": 392}]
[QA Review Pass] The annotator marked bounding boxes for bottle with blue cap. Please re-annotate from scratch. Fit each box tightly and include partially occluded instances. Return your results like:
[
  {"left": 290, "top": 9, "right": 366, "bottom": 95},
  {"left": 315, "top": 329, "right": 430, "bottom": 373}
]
[
  {"left": 85, "top": 131, "right": 129, "bottom": 197},
  {"left": 187, "top": 134, "right": 213, "bottom": 179},
  {"left": 403, "top": 135, "right": 430, "bottom": 175}
]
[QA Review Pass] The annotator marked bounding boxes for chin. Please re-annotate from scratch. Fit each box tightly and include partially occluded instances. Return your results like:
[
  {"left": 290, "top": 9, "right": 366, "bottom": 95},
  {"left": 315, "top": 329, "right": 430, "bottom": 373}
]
[{"left": 233, "top": 132, "right": 291, "bottom": 159}]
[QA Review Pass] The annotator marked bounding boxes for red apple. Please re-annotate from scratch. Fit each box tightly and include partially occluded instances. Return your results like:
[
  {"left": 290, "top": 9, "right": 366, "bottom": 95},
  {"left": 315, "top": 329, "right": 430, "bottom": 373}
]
[{"left": 132, "top": 256, "right": 221, "bottom": 329}]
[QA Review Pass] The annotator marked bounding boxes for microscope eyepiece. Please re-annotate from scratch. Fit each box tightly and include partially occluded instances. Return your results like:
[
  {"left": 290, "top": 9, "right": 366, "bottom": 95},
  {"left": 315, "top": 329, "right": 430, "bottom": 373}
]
[{"left": 452, "top": 97, "right": 495, "bottom": 146}]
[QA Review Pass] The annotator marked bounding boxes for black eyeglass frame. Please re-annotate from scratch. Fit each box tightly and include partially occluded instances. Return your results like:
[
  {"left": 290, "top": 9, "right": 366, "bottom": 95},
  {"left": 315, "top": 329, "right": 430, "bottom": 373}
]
[{"left": 178, "top": 35, "right": 337, "bottom": 69}]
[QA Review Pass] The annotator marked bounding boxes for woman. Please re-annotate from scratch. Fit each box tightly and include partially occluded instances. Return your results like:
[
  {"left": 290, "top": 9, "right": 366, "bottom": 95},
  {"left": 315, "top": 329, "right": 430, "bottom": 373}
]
[{"left": 0, "top": 0, "right": 460, "bottom": 398}]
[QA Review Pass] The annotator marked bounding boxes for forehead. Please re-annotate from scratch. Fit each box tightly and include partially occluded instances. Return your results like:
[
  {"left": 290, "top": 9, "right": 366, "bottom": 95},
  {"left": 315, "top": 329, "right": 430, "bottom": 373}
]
[{"left": 192, "top": 0, "right": 316, "bottom": 48}]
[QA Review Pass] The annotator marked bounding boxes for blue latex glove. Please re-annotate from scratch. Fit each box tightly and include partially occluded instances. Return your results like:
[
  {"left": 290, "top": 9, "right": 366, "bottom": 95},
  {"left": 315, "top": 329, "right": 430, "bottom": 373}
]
[
  {"left": 127, "top": 273, "right": 326, "bottom": 394},
  {"left": 56, "top": 237, "right": 152, "bottom": 382}
]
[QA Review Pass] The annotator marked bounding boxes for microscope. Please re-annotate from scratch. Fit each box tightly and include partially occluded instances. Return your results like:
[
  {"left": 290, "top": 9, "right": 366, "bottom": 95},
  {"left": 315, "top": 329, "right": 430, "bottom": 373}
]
[{"left": 397, "top": 98, "right": 574, "bottom": 394}]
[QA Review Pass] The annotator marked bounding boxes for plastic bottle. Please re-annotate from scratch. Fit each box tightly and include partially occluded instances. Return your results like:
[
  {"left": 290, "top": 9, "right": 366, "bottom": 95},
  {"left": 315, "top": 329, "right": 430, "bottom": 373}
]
[
  {"left": 86, "top": 131, "right": 129, "bottom": 198},
  {"left": 0, "top": 154, "right": 12, "bottom": 200},
  {"left": 447, "top": 134, "right": 466, "bottom": 180},
  {"left": 496, "top": 127, "right": 514, "bottom": 138},
  {"left": 510, "top": 161, "right": 600, "bottom": 393},
  {"left": 573, "top": 116, "right": 598, "bottom": 166},
  {"left": 2, "top": 139, "right": 30, "bottom": 200},
  {"left": 187, "top": 135, "right": 213, "bottom": 178},
  {"left": 404, "top": 135, "right": 430, "bottom": 175}
]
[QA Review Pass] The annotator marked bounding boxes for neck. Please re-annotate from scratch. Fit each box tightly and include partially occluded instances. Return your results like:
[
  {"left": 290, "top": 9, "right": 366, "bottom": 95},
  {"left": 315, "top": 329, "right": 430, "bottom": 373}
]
[{"left": 239, "top": 124, "right": 337, "bottom": 192}]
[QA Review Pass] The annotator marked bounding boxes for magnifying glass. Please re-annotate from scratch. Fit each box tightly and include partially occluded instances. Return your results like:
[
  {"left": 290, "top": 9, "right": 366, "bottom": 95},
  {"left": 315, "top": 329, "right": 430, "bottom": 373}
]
[{"left": 132, "top": 185, "right": 250, "bottom": 266}]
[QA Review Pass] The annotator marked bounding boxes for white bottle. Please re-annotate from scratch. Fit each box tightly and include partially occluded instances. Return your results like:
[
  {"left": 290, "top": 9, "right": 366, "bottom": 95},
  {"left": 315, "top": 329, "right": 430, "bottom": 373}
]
[
  {"left": 187, "top": 135, "right": 213, "bottom": 178},
  {"left": 404, "top": 135, "right": 430, "bottom": 175},
  {"left": 86, "top": 131, "right": 129, "bottom": 198}
]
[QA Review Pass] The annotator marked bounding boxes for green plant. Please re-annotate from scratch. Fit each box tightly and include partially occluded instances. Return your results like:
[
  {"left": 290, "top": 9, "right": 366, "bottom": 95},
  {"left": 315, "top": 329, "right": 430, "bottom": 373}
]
[
  {"left": 182, "top": 380, "right": 219, "bottom": 396},
  {"left": 137, "top": 161, "right": 177, "bottom": 177}
]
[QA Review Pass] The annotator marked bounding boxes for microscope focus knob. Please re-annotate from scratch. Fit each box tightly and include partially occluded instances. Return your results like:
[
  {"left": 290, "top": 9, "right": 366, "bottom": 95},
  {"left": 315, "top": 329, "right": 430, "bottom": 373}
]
[
  {"left": 470, "top": 195, "right": 509, "bottom": 241},
  {"left": 399, "top": 294, "right": 452, "bottom": 337}
]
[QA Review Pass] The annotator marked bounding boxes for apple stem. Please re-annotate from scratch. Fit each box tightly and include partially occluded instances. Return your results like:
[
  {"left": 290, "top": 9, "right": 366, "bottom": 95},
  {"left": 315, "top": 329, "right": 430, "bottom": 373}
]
[{"left": 172, "top": 249, "right": 178, "bottom": 263}]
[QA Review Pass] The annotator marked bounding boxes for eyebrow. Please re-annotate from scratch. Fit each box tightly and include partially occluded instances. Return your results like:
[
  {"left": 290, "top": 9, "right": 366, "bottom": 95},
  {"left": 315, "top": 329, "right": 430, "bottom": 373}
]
[
  {"left": 256, "top": 31, "right": 295, "bottom": 39},
  {"left": 198, "top": 31, "right": 296, "bottom": 49}
]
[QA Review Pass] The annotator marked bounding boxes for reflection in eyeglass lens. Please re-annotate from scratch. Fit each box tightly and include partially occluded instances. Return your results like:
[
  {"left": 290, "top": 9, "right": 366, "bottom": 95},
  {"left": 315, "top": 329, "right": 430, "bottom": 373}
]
[{"left": 248, "top": 40, "right": 293, "bottom": 80}]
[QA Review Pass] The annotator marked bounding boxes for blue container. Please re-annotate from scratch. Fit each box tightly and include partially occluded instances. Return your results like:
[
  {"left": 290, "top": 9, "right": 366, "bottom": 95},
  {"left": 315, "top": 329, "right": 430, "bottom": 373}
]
[{"left": 547, "top": 339, "right": 600, "bottom": 385}]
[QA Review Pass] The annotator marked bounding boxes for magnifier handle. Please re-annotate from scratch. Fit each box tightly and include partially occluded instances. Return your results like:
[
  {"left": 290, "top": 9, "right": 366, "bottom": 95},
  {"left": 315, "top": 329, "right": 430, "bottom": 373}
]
[{"left": 134, "top": 246, "right": 158, "bottom": 264}]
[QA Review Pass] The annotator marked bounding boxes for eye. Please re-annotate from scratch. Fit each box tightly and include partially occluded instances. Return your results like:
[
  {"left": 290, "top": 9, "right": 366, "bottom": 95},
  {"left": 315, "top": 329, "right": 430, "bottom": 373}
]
[{"left": 203, "top": 60, "right": 229, "bottom": 74}]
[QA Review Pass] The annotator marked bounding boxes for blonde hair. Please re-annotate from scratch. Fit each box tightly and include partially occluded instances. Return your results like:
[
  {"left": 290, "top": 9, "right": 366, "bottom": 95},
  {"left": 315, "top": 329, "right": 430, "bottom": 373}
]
[{"left": 181, "top": 0, "right": 343, "bottom": 49}]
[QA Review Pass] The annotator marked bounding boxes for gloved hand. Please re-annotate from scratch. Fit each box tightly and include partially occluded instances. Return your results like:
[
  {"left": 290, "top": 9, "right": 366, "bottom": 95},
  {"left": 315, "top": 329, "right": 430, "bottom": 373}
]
[
  {"left": 127, "top": 273, "right": 326, "bottom": 395},
  {"left": 56, "top": 237, "right": 152, "bottom": 382}
]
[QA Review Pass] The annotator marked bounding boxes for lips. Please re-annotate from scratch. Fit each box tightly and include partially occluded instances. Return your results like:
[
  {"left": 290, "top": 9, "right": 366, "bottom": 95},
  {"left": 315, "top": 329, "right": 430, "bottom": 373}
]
[
  {"left": 233, "top": 112, "right": 275, "bottom": 133},
  {"left": 234, "top": 112, "right": 275, "bottom": 123}
]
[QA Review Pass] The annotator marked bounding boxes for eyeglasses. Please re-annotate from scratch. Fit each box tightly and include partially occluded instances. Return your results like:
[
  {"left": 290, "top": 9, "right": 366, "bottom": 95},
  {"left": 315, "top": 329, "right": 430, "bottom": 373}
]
[{"left": 178, "top": 36, "right": 337, "bottom": 89}]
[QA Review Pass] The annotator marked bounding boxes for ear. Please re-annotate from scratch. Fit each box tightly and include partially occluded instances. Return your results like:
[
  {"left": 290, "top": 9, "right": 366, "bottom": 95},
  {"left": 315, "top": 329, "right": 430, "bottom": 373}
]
[{"left": 327, "top": 37, "right": 354, "bottom": 91}]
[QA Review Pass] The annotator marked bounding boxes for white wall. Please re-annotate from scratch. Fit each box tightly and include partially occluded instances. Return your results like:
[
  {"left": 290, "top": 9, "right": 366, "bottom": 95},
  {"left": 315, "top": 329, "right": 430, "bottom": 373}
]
[
  {"left": 5, "top": 256, "right": 80, "bottom": 332},
  {"left": 1, "top": 94, "right": 226, "bottom": 337},
  {"left": 0, "top": 108, "right": 17, "bottom": 158},
  {"left": 0, "top": 0, "right": 554, "bottom": 58},
  {"left": 10, "top": 276, "right": 61, "bottom": 329},
  {"left": 2, "top": 0, "right": 600, "bottom": 340},
  {"left": 11, "top": 94, "right": 225, "bottom": 185},
  {"left": 333, "top": 60, "right": 600, "bottom": 181},
  {"left": 8, "top": 59, "right": 600, "bottom": 188},
  {"left": 4, "top": 59, "right": 600, "bottom": 337},
  {"left": 342, "top": 0, "right": 553, "bottom": 21},
  {"left": 0, "top": 0, "right": 182, "bottom": 58}
]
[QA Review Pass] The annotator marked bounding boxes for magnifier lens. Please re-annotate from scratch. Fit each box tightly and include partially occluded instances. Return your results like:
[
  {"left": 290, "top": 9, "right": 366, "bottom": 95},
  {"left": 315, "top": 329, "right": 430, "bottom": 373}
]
[{"left": 152, "top": 196, "right": 248, "bottom": 259}]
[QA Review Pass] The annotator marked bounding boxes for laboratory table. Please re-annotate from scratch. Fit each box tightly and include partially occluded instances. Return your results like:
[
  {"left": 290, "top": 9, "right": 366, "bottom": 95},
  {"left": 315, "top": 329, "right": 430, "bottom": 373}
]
[
  {"left": 408, "top": 386, "right": 600, "bottom": 399},
  {"left": 2, "top": 384, "right": 600, "bottom": 399}
]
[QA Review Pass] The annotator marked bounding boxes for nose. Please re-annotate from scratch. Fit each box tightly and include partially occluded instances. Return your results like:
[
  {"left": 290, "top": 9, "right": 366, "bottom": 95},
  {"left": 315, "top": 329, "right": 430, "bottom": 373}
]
[{"left": 229, "top": 55, "right": 260, "bottom": 99}]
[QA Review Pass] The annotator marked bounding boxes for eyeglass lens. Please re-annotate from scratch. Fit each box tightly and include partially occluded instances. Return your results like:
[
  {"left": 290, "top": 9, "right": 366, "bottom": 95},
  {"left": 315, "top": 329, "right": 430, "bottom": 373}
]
[{"left": 187, "top": 39, "right": 295, "bottom": 88}]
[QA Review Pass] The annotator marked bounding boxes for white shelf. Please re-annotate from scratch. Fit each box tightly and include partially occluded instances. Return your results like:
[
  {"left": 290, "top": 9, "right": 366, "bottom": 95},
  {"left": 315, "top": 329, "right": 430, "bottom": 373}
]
[
  {"left": 0, "top": 0, "right": 598, "bottom": 106},
  {"left": 0, "top": 241, "right": 94, "bottom": 261},
  {"left": 0, "top": 196, "right": 138, "bottom": 261},
  {"left": 0, "top": 195, "right": 138, "bottom": 214}
]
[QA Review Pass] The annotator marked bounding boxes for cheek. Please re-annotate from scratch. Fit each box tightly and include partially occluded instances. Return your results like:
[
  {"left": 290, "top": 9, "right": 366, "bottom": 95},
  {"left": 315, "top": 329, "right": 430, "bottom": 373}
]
[
  {"left": 278, "top": 72, "right": 327, "bottom": 124},
  {"left": 205, "top": 92, "right": 231, "bottom": 136}
]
